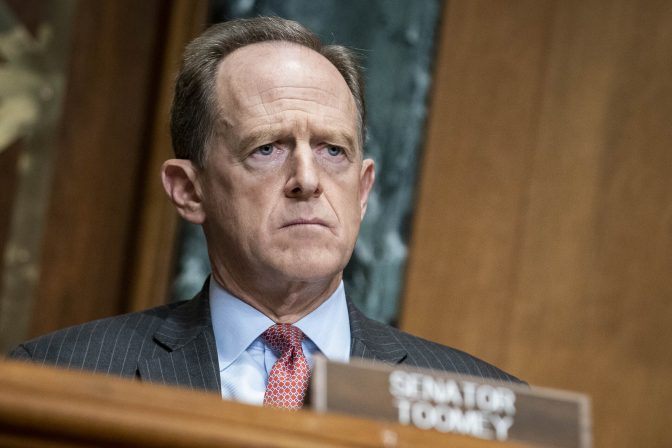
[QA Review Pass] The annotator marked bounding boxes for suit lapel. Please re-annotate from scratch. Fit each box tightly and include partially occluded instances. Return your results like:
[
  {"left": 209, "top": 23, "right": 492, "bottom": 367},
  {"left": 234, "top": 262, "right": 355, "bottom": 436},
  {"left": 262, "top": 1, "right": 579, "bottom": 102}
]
[
  {"left": 138, "top": 284, "right": 221, "bottom": 393},
  {"left": 138, "top": 288, "right": 403, "bottom": 389},
  {"left": 347, "top": 298, "right": 407, "bottom": 366}
]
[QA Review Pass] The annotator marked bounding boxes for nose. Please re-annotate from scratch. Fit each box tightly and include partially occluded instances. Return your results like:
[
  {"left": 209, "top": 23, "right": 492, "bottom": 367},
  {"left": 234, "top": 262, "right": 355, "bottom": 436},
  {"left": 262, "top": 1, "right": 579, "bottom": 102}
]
[{"left": 284, "top": 144, "right": 322, "bottom": 199}]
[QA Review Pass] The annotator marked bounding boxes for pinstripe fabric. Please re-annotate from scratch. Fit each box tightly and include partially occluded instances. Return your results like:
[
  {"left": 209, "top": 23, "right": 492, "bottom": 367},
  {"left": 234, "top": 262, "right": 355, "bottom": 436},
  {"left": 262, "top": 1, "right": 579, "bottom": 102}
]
[
  {"left": 9, "top": 285, "right": 221, "bottom": 392},
  {"left": 8, "top": 280, "right": 522, "bottom": 393},
  {"left": 347, "top": 299, "right": 523, "bottom": 384}
]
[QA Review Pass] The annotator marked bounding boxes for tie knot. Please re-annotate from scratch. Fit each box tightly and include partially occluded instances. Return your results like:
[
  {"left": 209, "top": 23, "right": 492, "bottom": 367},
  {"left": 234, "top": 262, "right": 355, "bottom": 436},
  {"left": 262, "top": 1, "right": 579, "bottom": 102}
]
[{"left": 262, "top": 323, "right": 304, "bottom": 354}]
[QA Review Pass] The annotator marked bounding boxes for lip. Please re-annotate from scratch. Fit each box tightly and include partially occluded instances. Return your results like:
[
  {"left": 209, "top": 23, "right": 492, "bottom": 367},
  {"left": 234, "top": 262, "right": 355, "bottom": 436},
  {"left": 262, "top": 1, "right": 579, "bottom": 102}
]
[{"left": 281, "top": 218, "right": 330, "bottom": 228}]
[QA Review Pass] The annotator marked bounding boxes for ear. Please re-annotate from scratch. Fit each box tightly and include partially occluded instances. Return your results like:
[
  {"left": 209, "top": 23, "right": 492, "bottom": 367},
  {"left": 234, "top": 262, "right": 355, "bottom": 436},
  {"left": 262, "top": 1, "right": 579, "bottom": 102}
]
[
  {"left": 161, "top": 159, "right": 206, "bottom": 224},
  {"left": 359, "top": 158, "right": 375, "bottom": 220}
]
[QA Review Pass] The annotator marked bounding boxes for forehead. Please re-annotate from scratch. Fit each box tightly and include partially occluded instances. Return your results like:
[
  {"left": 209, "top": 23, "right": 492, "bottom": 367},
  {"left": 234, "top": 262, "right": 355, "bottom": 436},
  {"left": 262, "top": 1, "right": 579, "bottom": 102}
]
[{"left": 214, "top": 42, "right": 357, "bottom": 129}]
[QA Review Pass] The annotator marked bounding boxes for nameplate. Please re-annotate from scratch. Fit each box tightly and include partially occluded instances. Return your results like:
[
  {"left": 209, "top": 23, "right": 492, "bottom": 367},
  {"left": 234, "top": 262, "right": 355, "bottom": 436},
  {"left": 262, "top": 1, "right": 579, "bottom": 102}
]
[{"left": 311, "top": 357, "right": 591, "bottom": 448}]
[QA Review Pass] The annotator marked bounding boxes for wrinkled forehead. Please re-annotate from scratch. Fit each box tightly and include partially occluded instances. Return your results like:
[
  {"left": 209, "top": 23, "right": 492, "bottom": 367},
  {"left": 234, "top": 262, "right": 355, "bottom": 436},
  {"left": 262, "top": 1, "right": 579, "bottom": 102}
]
[{"left": 214, "top": 42, "right": 358, "bottom": 126}]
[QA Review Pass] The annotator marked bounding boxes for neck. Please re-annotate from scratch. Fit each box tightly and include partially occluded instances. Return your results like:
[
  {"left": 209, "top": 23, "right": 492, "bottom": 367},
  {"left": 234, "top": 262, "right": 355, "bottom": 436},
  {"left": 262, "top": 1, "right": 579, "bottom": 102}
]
[{"left": 211, "top": 270, "right": 342, "bottom": 323}]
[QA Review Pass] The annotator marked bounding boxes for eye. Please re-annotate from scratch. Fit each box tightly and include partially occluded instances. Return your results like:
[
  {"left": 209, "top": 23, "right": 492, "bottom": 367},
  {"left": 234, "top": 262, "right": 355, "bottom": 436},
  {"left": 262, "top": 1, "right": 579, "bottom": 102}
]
[
  {"left": 326, "top": 145, "right": 344, "bottom": 157},
  {"left": 254, "top": 144, "right": 274, "bottom": 156}
]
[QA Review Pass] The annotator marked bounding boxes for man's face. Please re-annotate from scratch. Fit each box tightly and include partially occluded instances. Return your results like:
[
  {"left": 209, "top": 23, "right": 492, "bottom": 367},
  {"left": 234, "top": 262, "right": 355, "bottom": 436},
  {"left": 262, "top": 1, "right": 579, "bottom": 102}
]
[{"left": 196, "top": 42, "right": 374, "bottom": 290}]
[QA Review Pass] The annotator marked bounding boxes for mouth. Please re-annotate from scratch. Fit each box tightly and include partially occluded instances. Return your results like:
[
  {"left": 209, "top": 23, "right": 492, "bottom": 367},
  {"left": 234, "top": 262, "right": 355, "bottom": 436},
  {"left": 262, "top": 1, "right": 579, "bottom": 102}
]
[{"left": 281, "top": 218, "right": 330, "bottom": 228}]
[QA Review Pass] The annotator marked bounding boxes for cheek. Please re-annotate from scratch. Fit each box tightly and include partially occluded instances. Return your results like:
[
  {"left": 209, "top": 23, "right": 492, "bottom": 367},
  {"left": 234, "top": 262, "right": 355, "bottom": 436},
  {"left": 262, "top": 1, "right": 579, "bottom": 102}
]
[
  {"left": 338, "top": 176, "right": 364, "bottom": 212},
  {"left": 329, "top": 182, "right": 364, "bottom": 237},
  {"left": 207, "top": 175, "right": 280, "bottom": 232}
]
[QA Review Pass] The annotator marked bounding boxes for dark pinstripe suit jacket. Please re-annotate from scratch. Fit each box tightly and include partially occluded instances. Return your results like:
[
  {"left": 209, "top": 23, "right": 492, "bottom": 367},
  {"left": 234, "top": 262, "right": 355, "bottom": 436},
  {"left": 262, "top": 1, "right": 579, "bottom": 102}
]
[{"left": 9, "top": 284, "right": 521, "bottom": 391}]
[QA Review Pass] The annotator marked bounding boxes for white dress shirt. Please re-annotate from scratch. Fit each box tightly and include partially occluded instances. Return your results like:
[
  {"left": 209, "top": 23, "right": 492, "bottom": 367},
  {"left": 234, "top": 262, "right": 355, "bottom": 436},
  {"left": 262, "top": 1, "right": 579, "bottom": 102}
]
[{"left": 209, "top": 278, "right": 351, "bottom": 405}]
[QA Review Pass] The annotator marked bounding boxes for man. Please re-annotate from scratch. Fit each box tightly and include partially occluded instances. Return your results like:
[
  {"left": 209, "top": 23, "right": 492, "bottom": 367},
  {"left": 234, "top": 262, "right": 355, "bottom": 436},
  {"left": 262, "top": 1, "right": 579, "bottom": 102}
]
[{"left": 9, "top": 17, "right": 521, "bottom": 409}]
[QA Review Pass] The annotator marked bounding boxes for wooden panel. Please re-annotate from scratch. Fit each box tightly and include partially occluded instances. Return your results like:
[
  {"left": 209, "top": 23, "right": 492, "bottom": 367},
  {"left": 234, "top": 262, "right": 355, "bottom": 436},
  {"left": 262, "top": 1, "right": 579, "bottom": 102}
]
[
  {"left": 126, "top": 0, "right": 207, "bottom": 312},
  {"left": 0, "top": 360, "right": 533, "bottom": 448},
  {"left": 401, "top": 1, "right": 672, "bottom": 448},
  {"left": 28, "top": 0, "right": 169, "bottom": 336},
  {"left": 402, "top": 0, "right": 554, "bottom": 361},
  {"left": 0, "top": 143, "right": 21, "bottom": 293}
]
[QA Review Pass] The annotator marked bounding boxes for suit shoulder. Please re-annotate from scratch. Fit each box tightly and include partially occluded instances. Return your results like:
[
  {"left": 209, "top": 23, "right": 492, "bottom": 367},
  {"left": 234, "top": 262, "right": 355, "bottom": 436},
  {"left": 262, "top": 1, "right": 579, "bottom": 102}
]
[
  {"left": 365, "top": 318, "right": 523, "bottom": 384},
  {"left": 7, "top": 302, "right": 183, "bottom": 374}
]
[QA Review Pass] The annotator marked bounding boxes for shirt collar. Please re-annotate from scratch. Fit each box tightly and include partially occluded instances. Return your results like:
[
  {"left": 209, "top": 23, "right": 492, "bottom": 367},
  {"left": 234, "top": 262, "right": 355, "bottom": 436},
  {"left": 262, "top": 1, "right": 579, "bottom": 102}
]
[
  {"left": 209, "top": 279, "right": 350, "bottom": 371},
  {"left": 295, "top": 281, "right": 350, "bottom": 363}
]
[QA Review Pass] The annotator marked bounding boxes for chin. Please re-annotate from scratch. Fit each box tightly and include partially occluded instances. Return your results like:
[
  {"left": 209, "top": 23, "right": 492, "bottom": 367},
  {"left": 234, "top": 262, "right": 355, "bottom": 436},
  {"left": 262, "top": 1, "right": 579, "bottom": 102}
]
[{"left": 271, "top": 251, "right": 347, "bottom": 283}]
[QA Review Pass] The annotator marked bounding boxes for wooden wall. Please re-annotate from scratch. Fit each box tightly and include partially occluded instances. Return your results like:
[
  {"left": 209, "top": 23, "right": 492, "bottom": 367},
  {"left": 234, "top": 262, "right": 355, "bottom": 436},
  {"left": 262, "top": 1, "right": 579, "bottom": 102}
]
[
  {"left": 401, "top": 1, "right": 672, "bottom": 447},
  {"left": 0, "top": 0, "right": 206, "bottom": 351},
  {"left": 28, "top": 0, "right": 207, "bottom": 339},
  {"left": 28, "top": 0, "right": 172, "bottom": 337}
]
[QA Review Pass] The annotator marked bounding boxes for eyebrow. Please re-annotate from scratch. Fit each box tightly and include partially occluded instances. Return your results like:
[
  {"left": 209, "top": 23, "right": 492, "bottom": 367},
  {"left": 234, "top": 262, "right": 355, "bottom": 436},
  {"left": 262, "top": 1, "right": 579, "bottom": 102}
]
[
  {"left": 236, "top": 128, "right": 277, "bottom": 153},
  {"left": 236, "top": 124, "right": 359, "bottom": 154}
]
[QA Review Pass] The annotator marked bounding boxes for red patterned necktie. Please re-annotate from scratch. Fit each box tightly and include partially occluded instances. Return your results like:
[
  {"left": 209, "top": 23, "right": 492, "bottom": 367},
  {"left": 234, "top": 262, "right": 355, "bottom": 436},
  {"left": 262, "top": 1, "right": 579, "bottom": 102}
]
[{"left": 262, "top": 323, "right": 310, "bottom": 410}]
